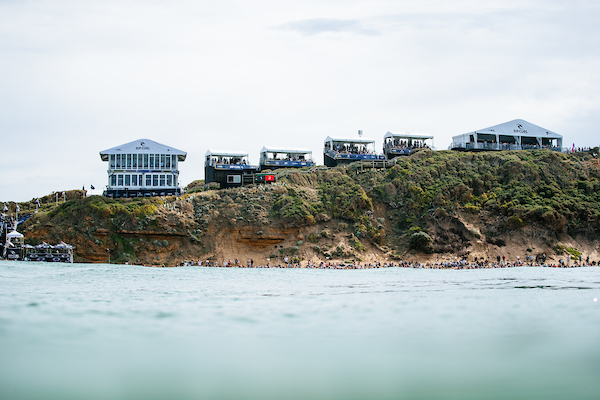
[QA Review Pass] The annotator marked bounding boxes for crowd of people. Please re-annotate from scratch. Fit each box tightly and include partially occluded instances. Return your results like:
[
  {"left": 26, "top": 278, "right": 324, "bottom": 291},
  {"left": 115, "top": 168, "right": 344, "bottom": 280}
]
[
  {"left": 330, "top": 144, "right": 374, "bottom": 155},
  {"left": 147, "top": 256, "right": 598, "bottom": 269},
  {"left": 385, "top": 140, "right": 429, "bottom": 150},
  {"left": 266, "top": 155, "right": 309, "bottom": 162},
  {"left": 211, "top": 157, "right": 248, "bottom": 165}
]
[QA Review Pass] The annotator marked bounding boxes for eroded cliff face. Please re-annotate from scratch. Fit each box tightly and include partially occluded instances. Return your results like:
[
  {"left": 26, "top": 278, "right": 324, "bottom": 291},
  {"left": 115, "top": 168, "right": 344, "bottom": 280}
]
[{"left": 15, "top": 150, "right": 600, "bottom": 265}]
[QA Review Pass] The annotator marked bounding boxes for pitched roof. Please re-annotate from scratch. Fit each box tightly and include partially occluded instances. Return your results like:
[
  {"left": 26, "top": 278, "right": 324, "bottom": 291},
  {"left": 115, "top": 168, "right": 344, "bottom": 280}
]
[
  {"left": 99, "top": 139, "right": 187, "bottom": 161},
  {"left": 466, "top": 119, "right": 562, "bottom": 138}
]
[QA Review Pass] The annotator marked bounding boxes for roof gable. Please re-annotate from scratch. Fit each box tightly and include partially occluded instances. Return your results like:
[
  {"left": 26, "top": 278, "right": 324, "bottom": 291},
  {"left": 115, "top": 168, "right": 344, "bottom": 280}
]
[
  {"left": 471, "top": 119, "right": 562, "bottom": 138},
  {"left": 100, "top": 139, "right": 187, "bottom": 161}
]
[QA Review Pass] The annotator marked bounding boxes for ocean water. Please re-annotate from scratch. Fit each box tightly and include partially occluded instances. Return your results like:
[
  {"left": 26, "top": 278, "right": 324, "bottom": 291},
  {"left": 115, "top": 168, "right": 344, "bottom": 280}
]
[{"left": 0, "top": 262, "right": 599, "bottom": 400}]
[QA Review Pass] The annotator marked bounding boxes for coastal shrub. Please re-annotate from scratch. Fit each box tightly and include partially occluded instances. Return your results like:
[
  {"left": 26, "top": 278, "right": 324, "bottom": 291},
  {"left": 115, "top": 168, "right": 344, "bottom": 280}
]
[
  {"left": 409, "top": 231, "right": 433, "bottom": 254},
  {"left": 554, "top": 244, "right": 567, "bottom": 255},
  {"left": 334, "top": 244, "right": 353, "bottom": 258},
  {"left": 351, "top": 238, "right": 367, "bottom": 252},
  {"left": 307, "top": 233, "right": 318, "bottom": 243},
  {"left": 272, "top": 195, "right": 316, "bottom": 226},
  {"left": 319, "top": 170, "right": 373, "bottom": 221},
  {"left": 566, "top": 247, "right": 582, "bottom": 258},
  {"left": 408, "top": 226, "right": 424, "bottom": 234},
  {"left": 464, "top": 204, "right": 480, "bottom": 214},
  {"left": 506, "top": 216, "right": 525, "bottom": 230}
]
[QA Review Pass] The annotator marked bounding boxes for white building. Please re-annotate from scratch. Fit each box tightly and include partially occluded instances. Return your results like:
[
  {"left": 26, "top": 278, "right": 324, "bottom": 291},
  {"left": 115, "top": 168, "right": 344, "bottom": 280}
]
[
  {"left": 100, "top": 139, "right": 187, "bottom": 198},
  {"left": 451, "top": 119, "right": 563, "bottom": 151}
]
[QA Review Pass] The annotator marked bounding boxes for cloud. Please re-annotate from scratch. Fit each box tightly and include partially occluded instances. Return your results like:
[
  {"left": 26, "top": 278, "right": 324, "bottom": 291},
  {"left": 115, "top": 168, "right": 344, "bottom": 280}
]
[{"left": 278, "top": 18, "right": 379, "bottom": 36}]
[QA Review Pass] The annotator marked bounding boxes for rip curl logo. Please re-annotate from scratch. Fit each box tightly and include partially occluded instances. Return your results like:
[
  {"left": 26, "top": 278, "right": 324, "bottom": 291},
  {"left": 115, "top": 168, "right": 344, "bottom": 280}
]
[
  {"left": 136, "top": 141, "right": 150, "bottom": 150},
  {"left": 514, "top": 124, "right": 528, "bottom": 134}
]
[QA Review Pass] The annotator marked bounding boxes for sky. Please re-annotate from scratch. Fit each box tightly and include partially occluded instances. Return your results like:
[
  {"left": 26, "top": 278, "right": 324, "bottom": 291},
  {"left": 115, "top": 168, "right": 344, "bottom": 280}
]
[{"left": 1, "top": 0, "right": 599, "bottom": 202}]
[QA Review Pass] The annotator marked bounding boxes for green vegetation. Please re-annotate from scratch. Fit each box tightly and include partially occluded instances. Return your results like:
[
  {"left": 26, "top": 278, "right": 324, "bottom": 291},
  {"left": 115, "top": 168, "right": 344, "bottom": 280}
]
[
  {"left": 409, "top": 231, "right": 434, "bottom": 253},
  {"left": 351, "top": 237, "right": 367, "bottom": 252},
  {"left": 554, "top": 244, "right": 582, "bottom": 260},
  {"left": 272, "top": 188, "right": 318, "bottom": 226},
  {"left": 48, "top": 196, "right": 158, "bottom": 221},
  {"left": 318, "top": 169, "right": 373, "bottom": 221},
  {"left": 350, "top": 149, "right": 600, "bottom": 239}
]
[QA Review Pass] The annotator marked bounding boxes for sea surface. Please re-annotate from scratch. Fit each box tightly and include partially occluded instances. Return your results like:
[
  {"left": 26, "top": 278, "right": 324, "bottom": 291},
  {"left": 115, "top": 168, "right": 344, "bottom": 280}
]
[{"left": 0, "top": 261, "right": 599, "bottom": 400}]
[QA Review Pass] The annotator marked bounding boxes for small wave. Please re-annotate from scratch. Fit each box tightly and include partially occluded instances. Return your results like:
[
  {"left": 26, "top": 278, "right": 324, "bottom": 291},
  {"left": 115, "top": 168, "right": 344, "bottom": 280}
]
[
  {"left": 514, "top": 285, "right": 593, "bottom": 290},
  {"left": 155, "top": 312, "right": 176, "bottom": 319}
]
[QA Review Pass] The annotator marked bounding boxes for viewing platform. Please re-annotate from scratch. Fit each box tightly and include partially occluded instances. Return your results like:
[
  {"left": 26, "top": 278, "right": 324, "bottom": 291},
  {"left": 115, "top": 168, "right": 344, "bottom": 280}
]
[
  {"left": 323, "top": 136, "right": 385, "bottom": 167},
  {"left": 259, "top": 147, "right": 315, "bottom": 171},
  {"left": 205, "top": 150, "right": 258, "bottom": 188},
  {"left": 383, "top": 132, "right": 434, "bottom": 159}
]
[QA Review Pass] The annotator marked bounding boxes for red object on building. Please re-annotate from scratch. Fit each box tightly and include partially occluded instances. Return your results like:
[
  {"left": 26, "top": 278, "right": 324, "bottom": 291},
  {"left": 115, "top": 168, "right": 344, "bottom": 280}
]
[{"left": 265, "top": 175, "right": 275, "bottom": 182}]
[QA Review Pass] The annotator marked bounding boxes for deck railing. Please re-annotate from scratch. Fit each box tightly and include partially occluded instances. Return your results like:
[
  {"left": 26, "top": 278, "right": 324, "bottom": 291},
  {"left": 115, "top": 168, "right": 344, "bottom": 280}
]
[{"left": 452, "top": 143, "right": 564, "bottom": 152}]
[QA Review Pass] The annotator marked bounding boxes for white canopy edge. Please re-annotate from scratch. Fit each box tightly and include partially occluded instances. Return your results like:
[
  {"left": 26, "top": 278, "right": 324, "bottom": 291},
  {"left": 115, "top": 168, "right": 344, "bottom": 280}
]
[
  {"left": 324, "top": 136, "right": 376, "bottom": 145},
  {"left": 6, "top": 230, "right": 24, "bottom": 238},
  {"left": 205, "top": 150, "right": 249, "bottom": 157},
  {"left": 260, "top": 146, "right": 313, "bottom": 155},
  {"left": 384, "top": 131, "right": 433, "bottom": 140}
]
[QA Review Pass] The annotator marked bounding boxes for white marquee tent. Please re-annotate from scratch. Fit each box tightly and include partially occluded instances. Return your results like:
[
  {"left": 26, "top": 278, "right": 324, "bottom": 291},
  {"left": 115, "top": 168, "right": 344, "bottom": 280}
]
[{"left": 451, "top": 119, "right": 563, "bottom": 151}]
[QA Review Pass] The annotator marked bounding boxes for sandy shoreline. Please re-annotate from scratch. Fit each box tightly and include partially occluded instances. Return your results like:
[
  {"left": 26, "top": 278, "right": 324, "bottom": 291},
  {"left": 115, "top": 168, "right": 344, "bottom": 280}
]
[{"left": 140, "top": 259, "right": 598, "bottom": 269}]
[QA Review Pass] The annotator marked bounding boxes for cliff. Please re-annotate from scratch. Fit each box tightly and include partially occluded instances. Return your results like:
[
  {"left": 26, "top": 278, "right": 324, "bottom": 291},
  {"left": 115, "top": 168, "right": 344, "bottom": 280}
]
[{"left": 12, "top": 149, "right": 600, "bottom": 265}]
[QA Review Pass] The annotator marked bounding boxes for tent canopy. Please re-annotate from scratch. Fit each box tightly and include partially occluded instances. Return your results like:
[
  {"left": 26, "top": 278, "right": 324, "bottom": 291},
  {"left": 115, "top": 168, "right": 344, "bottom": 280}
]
[
  {"left": 260, "top": 146, "right": 312, "bottom": 155},
  {"left": 452, "top": 119, "right": 563, "bottom": 148},
  {"left": 461, "top": 119, "right": 562, "bottom": 139},
  {"left": 205, "top": 150, "right": 249, "bottom": 158},
  {"left": 324, "top": 136, "right": 376, "bottom": 145},
  {"left": 384, "top": 131, "right": 433, "bottom": 140},
  {"left": 6, "top": 230, "right": 23, "bottom": 239}
]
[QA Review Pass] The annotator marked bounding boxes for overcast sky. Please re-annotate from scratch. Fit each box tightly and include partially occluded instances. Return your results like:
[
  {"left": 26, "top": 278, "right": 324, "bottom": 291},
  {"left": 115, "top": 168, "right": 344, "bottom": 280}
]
[{"left": 1, "top": 0, "right": 599, "bottom": 202}]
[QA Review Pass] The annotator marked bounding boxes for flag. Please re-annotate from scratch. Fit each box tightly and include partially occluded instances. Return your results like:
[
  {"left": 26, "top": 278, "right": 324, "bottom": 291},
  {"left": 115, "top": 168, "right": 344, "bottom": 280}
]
[
  {"left": 83, "top": 186, "right": 85, "bottom": 190},
  {"left": 16, "top": 205, "right": 20, "bottom": 212},
  {"left": 90, "top": 184, "right": 95, "bottom": 190}
]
